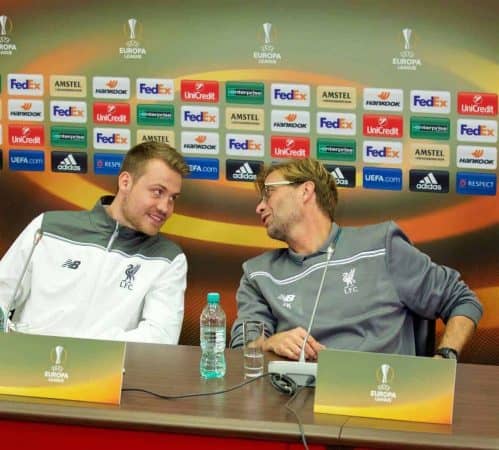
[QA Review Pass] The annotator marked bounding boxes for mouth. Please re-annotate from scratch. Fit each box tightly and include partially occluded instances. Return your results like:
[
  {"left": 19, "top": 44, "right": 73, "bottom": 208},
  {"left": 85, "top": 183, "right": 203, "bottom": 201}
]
[
  {"left": 261, "top": 213, "right": 271, "bottom": 226},
  {"left": 148, "top": 213, "right": 167, "bottom": 226}
]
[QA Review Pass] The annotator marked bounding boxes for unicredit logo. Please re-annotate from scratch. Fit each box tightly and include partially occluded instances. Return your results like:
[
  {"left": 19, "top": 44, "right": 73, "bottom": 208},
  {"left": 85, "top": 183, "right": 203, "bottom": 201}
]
[
  {"left": 8, "top": 125, "right": 44, "bottom": 146},
  {"left": 458, "top": 92, "right": 497, "bottom": 116},
  {"left": 271, "top": 136, "right": 310, "bottom": 158},
  {"left": 93, "top": 102, "right": 130, "bottom": 124},
  {"left": 181, "top": 80, "right": 219, "bottom": 102},
  {"left": 363, "top": 114, "right": 403, "bottom": 138}
]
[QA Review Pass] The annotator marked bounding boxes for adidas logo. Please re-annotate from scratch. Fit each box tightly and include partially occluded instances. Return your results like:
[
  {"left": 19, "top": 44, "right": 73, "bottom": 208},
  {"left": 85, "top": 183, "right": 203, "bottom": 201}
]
[
  {"left": 331, "top": 167, "right": 349, "bottom": 186},
  {"left": 57, "top": 154, "right": 81, "bottom": 172},
  {"left": 233, "top": 162, "right": 256, "bottom": 180},
  {"left": 416, "top": 172, "right": 442, "bottom": 191}
]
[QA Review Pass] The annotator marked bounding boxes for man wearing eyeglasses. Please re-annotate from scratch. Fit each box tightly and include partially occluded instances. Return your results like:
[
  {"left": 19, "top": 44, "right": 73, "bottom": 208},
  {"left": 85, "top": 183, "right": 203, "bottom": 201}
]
[{"left": 229, "top": 158, "right": 482, "bottom": 362}]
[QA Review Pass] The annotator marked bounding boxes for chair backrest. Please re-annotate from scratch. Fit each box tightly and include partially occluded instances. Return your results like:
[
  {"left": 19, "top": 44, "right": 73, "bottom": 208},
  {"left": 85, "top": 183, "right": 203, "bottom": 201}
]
[{"left": 413, "top": 316, "right": 436, "bottom": 357}]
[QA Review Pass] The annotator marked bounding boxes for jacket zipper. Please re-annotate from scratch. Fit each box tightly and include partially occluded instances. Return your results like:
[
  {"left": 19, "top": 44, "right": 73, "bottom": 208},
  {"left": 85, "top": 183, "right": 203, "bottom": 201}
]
[{"left": 106, "top": 221, "right": 120, "bottom": 251}]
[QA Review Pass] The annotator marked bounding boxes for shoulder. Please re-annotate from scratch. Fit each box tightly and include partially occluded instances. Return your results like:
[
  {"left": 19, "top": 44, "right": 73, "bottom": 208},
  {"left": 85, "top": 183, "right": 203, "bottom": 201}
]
[
  {"left": 138, "top": 234, "right": 185, "bottom": 261},
  {"left": 242, "top": 248, "right": 287, "bottom": 274},
  {"left": 337, "top": 221, "right": 410, "bottom": 255},
  {"left": 41, "top": 209, "right": 90, "bottom": 233}
]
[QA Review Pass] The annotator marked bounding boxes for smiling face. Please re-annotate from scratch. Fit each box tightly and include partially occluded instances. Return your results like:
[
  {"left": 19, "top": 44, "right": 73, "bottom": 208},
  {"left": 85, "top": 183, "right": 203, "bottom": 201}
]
[
  {"left": 256, "top": 170, "right": 302, "bottom": 242},
  {"left": 117, "top": 158, "right": 182, "bottom": 236}
]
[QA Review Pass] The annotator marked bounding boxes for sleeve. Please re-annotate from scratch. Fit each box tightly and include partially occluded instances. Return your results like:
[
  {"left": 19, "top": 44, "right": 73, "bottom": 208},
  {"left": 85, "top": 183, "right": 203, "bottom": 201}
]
[
  {"left": 100, "top": 253, "right": 187, "bottom": 344},
  {"left": 0, "top": 215, "right": 44, "bottom": 314},
  {"left": 386, "top": 221, "right": 483, "bottom": 325},
  {"left": 229, "top": 263, "right": 277, "bottom": 348}
]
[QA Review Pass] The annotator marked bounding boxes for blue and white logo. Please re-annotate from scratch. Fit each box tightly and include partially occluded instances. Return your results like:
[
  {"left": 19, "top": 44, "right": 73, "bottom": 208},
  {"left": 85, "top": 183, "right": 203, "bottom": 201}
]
[
  {"left": 456, "top": 172, "right": 496, "bottom": 196},
  {"left": 185, "top": 157, "right": 219, "bottom": 180},
  {"left": 9, "top": 150, "right": 44, "bottom": 171},
  {"left": 93, "top": 153, "right": 124, "bottom": 175},
  {"left": 363, "top": 167, "right": 403, "bottom": 191}
]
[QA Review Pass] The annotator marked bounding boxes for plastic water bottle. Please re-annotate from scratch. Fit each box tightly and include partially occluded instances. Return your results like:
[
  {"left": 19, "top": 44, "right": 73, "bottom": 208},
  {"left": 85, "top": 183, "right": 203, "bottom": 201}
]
[{"left": 200, "top": 292, "right": 226, "bottom": 379}]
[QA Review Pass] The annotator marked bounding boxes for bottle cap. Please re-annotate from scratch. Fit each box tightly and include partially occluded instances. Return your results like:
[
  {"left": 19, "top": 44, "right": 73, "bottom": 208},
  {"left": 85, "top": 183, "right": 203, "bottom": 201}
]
[{"left": 207, "top": 292, "right": 220, "bottom": 304}]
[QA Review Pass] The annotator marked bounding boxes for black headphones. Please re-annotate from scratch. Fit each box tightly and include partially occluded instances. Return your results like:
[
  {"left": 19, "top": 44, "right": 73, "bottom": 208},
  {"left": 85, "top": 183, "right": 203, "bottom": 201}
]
[{"left": 270, "top": 373, "right": 298, "bottom": 396}]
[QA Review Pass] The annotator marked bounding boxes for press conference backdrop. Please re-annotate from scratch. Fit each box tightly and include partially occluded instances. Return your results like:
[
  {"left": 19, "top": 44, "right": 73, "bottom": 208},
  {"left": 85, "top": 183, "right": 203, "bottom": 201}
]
[{"left": 0, "top": 0, "right": 497, "bottom": 363}]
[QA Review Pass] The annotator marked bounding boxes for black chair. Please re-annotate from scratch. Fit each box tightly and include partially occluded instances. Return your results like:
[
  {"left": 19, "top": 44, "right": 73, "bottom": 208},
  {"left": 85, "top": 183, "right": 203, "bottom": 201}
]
[{"left": 413, "top": 315, "right": 436, "bottom": 356}]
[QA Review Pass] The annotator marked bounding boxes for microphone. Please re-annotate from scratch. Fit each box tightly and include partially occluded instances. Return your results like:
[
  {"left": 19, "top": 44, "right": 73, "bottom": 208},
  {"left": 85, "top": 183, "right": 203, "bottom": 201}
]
[
  {"left": 1, "top": 229, "right": 43, "bottom": 332},
  {"left": 268, "top": 237, "right": 337, "bottom": 387}
]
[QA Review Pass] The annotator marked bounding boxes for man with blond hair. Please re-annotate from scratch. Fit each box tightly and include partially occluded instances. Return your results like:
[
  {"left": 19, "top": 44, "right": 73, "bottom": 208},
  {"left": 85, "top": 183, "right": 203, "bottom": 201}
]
[
  {"left": 230, "top": 158, "right": 482, "bottom": 362},
  {"left": 0, "top": 142, "right": 189, "bottom": 344}
]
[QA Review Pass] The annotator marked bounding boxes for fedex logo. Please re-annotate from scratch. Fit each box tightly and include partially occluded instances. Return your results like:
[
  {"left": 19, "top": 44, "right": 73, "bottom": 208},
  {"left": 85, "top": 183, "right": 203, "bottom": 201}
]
[
  {"left": 271, "top": 83, "right": 310, "bottom": 107},
  {"left": 8, "top": 125, "right": 45, "bottom": 146},
  {"left": 410, "top": 90, "right": 450, "bottom": 113},
  {"left": 457, "top": 119, "right": 497, "bottom": 143},
  {"left": 181, "top": 80, "right": 219, "bottom": 102},
  {"left": 93, "top": 102, "right": 130, "bottom": 124},
  {"left": 181, "top": 106, "right": 219, "bottom": 129},
  {"left": 137, "top": 78, "right": 174, "bottom": 100},
  {"left": 226, "top": 134, "right": 264, "bottom": 156},
  {"left": 8, "top": 74, "right": 44, "bottom": 96},
  {"left": 271, "top": 136, "right": 310, "bottom": 159},
  {"left": 93, "top": 128, "right": 130, "bottom": 150},
  {"left": 363, "top": 114, "right": 403, "bottom": 138},
  {"left": 317, "top": 112, "right": 356, "bottom": 136},
  {"left": 50, "top": 101, "right": 87, "bottom": 123},
  {"left": 363, "top": 140, "right": 403, "bottom": 164},
  {"left": 458, "top": 92, "right": 498, "bottom": 116}
]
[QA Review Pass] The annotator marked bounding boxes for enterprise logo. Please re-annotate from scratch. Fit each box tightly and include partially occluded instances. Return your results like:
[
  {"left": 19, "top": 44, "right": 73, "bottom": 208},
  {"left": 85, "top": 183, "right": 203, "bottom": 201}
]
[
  {"left": 185, "top": 157, "right": 219, "bottom": 180},
  {"left": 9, "top": 150, "right": 45, "bottom": 171},
  {"left": 226, "top": 82, "right": 264, "bottom": 105},
  {"left": 409, "top": 170, "right": 449, "bottom": 193},
  {"left": 456, "top": 172, "right": 496, "bottom": 196},
  {"left": 316, "top": 138, "right": 356, "bottom": 161},
  {"left": 50, "top": 126, "right": 88, "bottom": 148},
  {"left": 137, "top": 104, "right": 174, "bottom": 127},
  {"left": 363, "top": 167, "right": 402, "bottom": 191},
  {"left": 94, "top": 153, "right": 125, "bottom": 175}
]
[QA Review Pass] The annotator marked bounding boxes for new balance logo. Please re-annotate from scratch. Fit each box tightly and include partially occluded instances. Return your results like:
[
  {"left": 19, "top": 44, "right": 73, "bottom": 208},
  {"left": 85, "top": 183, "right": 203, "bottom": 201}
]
[
  {"left": 278, "top": 294, "right": 296, "bottom": 309},
  {"left": 62, "top": 259, "right": 81, "bottom": 269}
]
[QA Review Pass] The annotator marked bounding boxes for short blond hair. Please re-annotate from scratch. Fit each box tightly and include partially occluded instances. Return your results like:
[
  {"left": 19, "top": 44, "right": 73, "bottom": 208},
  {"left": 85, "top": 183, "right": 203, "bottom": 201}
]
[{"left": 121, "top": 141, "right": 189, "bottom": 178}]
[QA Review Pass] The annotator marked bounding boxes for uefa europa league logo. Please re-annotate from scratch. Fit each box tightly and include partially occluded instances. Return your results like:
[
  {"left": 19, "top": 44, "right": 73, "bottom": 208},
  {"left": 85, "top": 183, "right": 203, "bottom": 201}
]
[
  {"left": 0, "top": 15, "right": 8, "bottom": 36},
  {"left": 381, "top": 364, "right": 391, "bottom": 384},
  {"left": 128, "top": 18, "right": 137, "bottom": 40},
  {"left": 51, "top": 345, "right": 66, "bottom": 365},
  {"left": 263, "top": 22, "right": 272, "bottom": 45},
  {"left": 402, "top": 28, "right": 412, "bottom": 51}
]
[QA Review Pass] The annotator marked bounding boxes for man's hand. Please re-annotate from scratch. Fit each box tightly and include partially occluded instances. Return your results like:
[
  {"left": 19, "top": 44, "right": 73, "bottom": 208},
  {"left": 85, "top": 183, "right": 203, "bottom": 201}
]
[{"left": 262, "top": 327, "right": 325, "bottom": 361}]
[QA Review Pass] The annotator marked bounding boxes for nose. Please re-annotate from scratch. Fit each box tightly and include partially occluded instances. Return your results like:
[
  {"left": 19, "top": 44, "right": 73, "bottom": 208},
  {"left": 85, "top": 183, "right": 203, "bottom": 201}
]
[
  {"left": 157, "top": 196, "right": 172, "bottom": 216},
  {"left": 256, "top": 198, "right": 266, "bottom": 215}
]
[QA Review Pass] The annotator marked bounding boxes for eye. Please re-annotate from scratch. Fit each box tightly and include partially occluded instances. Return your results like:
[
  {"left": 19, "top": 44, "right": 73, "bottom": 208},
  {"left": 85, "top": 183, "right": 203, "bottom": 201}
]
[{"left": 151, "top": 188, "right": 163, "bottom": 198}]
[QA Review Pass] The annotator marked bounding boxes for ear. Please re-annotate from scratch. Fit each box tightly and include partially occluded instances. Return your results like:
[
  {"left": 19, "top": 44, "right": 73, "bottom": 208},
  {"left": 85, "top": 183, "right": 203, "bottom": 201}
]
[
  {"left": 118, "top": 171, "right": 133, "bottom": 193},
  {"left": 301, "top": 180, "right": 316, "bottom": 202}
]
